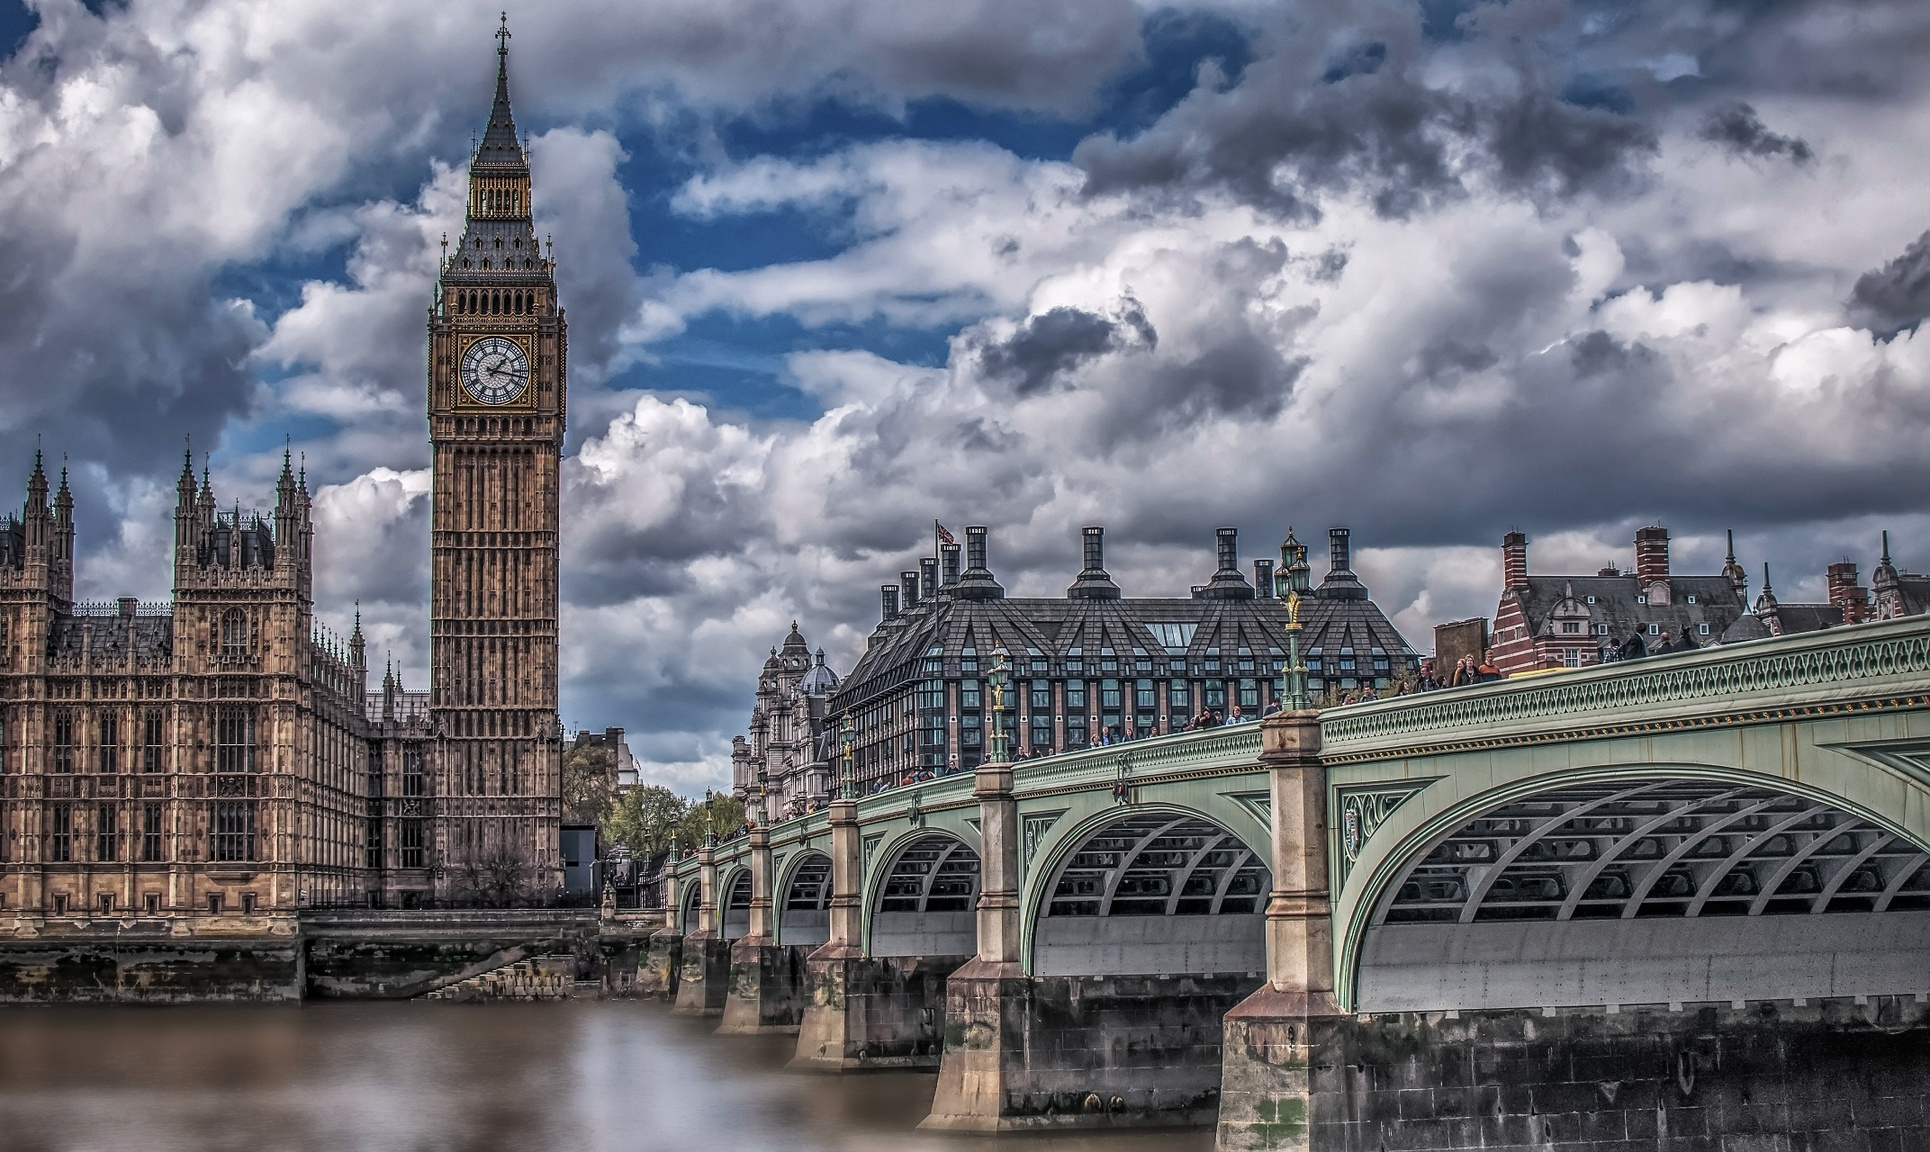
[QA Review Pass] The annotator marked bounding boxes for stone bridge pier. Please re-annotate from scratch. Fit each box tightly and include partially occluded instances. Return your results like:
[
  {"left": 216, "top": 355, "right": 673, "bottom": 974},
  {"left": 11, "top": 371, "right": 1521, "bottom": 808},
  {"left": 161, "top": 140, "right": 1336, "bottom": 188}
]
[
  {"left": 792, "top": 793, "right": 968, "bottom": 1068},
  {"left": 636, "top": 869, "right": 682, "bottom": 1000},
  {"left": 673, "top": 845, "right": 731, "bottom": 1015},
  {"left": 1215, "top": 708, "right": 1339, "bottom": 1150},
  {"left": 719, "top": 786, "right": 809, "bottom": 1034},
  {"left": 925, "top": 760, "right": 1266, "bottom": 1131}
]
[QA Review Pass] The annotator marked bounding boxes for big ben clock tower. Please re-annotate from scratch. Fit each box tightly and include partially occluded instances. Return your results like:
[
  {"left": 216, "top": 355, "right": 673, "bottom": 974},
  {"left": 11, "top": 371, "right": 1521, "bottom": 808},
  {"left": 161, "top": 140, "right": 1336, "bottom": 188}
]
[{"left": 427, "top": 18, "right": 564, "bottom": 894}]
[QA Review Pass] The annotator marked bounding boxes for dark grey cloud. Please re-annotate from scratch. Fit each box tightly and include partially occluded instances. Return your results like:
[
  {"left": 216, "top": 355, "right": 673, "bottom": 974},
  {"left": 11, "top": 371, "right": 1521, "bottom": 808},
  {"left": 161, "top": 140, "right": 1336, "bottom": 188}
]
[
  {"left": 1697, "top": 103, "right": 1812, "bottom": 164},
  {"left": 1849, "top": 229, "right": 1930, "bottom": 338},
  {"left": 1072, "top": 5, "right": 1663, "bottom": 221},
  {"left": 974, "top": 299, "right": 1155, "bottom": 395}
]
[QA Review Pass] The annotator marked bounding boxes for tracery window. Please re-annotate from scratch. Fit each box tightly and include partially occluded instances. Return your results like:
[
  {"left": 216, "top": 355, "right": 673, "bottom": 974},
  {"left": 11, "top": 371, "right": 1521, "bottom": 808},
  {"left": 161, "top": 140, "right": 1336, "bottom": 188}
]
[
  {"left": 211, "top": 801, "right": 256, "bottom": 862},
  {"left": 96, "top": 804, "right": 117, "bottom": 862},
  {"left": 52, "top": 710, "right": 75, "bottom": 773},
  {"left": 141, "top": 805, "right": 163, "bottom": 862},
  {"left": 219, "top": 609, "right": 248, "bottom": 659},
  {"left": 142, "top": 710, "right": 164, "bottom": 772},
  {"left": 403, "top": 746, "right": 425, "bottom": 797},
  {"left": 400, "top": 820, "right": 425, "bottom": 869},
  {"left": 98, "top": 711, "right": 119, "bottom": 773},
  {"left": 215, "top": 707, "right": 256, "bottom": 773},
  {"left": 49, "top": 804, "right": 72, "bottom": 862}
]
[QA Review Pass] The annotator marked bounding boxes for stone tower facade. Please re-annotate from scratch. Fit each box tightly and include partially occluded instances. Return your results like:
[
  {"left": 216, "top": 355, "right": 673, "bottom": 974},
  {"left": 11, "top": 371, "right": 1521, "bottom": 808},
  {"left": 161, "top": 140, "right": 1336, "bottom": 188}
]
[{"left": 426, "top": 22, "right": 566, "bottom": 895}]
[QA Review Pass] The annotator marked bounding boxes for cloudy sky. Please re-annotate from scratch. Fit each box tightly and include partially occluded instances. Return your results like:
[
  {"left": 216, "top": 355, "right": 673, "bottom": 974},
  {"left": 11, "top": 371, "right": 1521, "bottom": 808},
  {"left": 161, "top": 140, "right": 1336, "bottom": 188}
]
[{"left": 3, "top": 0, "right": 1928, "bottom": 792}]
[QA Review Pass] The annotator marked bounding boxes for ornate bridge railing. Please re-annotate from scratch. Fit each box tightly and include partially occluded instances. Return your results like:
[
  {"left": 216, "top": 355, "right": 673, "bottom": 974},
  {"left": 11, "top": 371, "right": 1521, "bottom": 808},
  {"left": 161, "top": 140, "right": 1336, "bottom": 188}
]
[{"left": 1324, "top": 614, "right": 1930, "bottom": 761}]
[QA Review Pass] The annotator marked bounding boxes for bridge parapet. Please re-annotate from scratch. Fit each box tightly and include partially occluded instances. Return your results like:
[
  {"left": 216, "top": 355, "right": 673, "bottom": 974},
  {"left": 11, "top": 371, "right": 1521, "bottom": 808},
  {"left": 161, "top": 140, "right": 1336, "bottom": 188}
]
[{"left": 1324, "top": 614, "right": 1930, "bottom": 761}]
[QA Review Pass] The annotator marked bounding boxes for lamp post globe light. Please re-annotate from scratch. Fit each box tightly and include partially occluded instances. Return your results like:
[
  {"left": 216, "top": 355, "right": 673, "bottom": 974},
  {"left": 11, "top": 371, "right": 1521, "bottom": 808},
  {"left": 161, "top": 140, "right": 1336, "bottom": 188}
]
[{"left": 986, "top": 645, "right": 1011, "bottom": 764}]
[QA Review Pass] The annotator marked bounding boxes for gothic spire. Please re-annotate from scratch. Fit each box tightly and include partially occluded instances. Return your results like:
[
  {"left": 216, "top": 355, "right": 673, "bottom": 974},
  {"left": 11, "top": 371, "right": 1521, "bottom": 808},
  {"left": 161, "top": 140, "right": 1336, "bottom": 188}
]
[
  {"left": 26, "top": 449, "right": 46, "bottom": 510},
  {"left": 475, "top": 14, "right": 525, "bottom": 169},
  {"left": 1721, "top": 528, "right": 1747, "bottom": 593}
]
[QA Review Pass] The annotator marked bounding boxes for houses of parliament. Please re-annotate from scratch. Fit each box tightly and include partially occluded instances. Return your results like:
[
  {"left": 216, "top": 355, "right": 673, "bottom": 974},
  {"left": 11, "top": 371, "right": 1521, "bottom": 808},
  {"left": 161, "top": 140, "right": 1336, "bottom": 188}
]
[{"left": 0, "top": 30, "right": 564, "bottom": 928}]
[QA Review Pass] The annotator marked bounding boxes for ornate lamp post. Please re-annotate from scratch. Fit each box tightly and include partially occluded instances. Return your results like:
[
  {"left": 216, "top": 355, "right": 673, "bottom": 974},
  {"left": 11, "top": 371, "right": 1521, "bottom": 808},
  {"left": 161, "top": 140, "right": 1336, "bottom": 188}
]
[
  {"left": 986, "top": 645, "right": 1011, "bottom": 764},
  {"left": 1274, "top": 529, "right": 1312, "bottom": 711},
  {"left": 839, "top": 709, "right": 856, "bottom": 799},
  {"left": 702, "top": 788, "right": 718, "bottom": 846}
]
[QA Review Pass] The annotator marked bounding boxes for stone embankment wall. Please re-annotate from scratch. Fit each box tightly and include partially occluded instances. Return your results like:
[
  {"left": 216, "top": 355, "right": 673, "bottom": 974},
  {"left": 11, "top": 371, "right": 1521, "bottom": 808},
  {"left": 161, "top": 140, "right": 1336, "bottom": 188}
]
[
  {"left": 1306, "top": 998, "right": 1930, "bottom": 1152},
  {"left": 303, "top": 911, "right": 603, "bottom": 999},
  {"left": 0, "top": 935, "right": 304, "bottom": 1003},
  {"left": 0, "top": 911, "right": 662, "bottom": 1003}
]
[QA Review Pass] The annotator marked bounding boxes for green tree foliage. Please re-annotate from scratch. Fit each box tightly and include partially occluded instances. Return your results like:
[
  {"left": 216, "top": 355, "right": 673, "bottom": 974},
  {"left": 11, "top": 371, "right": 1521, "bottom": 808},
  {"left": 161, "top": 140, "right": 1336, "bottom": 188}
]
[
  {"left": 672, "top": 792, "right": 747, "bottom": 851},
  {"left": 601, "top": 784, "right": 688, "bottom": 857},
  {"left": 561, "top": 741, "right": 618, "bottom": 826}
]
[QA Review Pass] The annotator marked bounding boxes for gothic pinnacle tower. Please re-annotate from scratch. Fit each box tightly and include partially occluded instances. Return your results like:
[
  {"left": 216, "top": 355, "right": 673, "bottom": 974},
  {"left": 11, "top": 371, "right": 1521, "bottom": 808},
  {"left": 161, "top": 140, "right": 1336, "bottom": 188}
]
[{"left": 426, "top": 15, "right": 566, "bottom": 896}]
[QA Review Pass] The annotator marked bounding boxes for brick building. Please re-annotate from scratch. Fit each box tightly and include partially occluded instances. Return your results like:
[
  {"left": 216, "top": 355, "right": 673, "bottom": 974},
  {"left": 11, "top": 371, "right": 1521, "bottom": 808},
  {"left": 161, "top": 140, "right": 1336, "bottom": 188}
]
[{"left": 1488, "top": 526, "right": 1751, "bottom": 675}]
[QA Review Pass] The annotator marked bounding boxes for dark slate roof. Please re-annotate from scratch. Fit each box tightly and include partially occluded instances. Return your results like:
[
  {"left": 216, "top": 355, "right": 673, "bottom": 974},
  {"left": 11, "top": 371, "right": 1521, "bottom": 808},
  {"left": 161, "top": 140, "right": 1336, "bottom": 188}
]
[
  {"left": 1883, "top": 574, "right": 1930, "bottom": 617},
  {"left": 1762, "top": 602, "right": 1844, "bottom": 635},
  {"left": 48, "top": 612, "right": 173, "bottom": 662},
  {"left": 834, "top": 586, "right": 1416, "bottom": 708},
  {"left": 1511, "top": 575, "right": 1747, "bottom": 645},
  {"left": 365, "top": 690, "right": 431, "bottom": 726}
]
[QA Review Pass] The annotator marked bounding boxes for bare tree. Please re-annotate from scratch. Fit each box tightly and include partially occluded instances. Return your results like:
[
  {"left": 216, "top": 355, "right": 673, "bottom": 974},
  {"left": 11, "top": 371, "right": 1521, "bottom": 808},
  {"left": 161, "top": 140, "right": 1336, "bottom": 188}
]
[{"left": 451, "top": 843, "right": 538, "bottom": 908}]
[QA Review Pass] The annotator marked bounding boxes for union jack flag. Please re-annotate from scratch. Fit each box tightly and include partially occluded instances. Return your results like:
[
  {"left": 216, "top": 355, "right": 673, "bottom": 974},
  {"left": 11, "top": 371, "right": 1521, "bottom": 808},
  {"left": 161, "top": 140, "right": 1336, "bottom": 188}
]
[{"left": 935, "top": 522, "right": 956, "bottom": 546}]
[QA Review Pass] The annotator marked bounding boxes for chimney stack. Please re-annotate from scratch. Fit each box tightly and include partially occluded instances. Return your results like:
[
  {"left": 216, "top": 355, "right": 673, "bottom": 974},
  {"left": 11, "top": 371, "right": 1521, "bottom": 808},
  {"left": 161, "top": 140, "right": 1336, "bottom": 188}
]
[
  {"left": 965, "top": 525, "right": 989, "bottom": 573},
  {"left": 940, "top": 543, "right": 961, "bottom": 588},
  {"left": 1217, "top": 527, "right": 1239, "bottom": 574},
  {"left": 1328, "top": 527, "right": 1351, "bottom": 577},
  {"left": 1634, "top": 526, "right": 1670, "bottom": 602},
  {"left": 1826, "top": 561, "right": 1870, "bottom": 624},
  {"left": 900, "top": 570, "right": 920, "bottom": 611},
  {"left": 880, "top": 585, "right": 900, "bottom": 623},
  {"left": 1254, "top": 558, "right": 1275, "bottom": 598},
  {"left": 1502, "top": 531, "right": 1528, "bottom": 590},
  {"left": 1194, "top": 527, "right": 1254, "bottom": 599},
  {"left": 1067, "top": 525, "right": 1122, "bottom": 599},
  {"left": 953, "top": 525, "right": 1005, "bottom": 600},
  {"left": 1314, "top": 526, "right": 1368, "bottom": 600},
  {"left": 919, "top": 556, "right": 938, "bottom": 602}
]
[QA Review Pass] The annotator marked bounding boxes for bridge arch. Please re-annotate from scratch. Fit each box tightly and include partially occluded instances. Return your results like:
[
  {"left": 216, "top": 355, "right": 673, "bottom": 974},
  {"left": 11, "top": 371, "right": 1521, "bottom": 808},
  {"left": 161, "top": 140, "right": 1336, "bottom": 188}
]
[
  {"left": 865, "top": 831, "right": 980, "bottom": 957},
  {"left": 1340, "top": 766, "right": 1930, "bottom": 1013},
  {"left": 720, "top": 866, "right": 753, "bottom": 941},
  {"left": 1026, "top": 805, "right": 1271, "bottom": 977},
  {"left": 679, "top": 875, "right": 702, "bottom": 936},
  {"left": 777, "top": 850, "right": 833, "bottom": 948}
]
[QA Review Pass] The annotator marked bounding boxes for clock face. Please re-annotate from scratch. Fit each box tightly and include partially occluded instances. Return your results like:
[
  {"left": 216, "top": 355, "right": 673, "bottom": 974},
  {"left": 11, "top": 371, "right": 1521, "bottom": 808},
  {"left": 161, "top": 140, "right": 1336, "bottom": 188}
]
[{"left": 459, "top": 336, "right": 530, "bottom": 405}]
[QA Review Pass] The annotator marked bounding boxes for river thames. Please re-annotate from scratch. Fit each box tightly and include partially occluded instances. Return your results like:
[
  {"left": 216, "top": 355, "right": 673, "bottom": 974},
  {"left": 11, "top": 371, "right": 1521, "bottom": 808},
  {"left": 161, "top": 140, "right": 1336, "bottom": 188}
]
[{"left": 0, "top": 1001, "right": 1214, "bottom": 1152}]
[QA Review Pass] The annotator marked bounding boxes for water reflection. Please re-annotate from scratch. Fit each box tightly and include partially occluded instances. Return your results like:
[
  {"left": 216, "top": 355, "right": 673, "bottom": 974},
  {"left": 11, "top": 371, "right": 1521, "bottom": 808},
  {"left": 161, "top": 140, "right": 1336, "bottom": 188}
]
[{"left": 0, "top": 1002, "right": 1212, "bottom": 1152}]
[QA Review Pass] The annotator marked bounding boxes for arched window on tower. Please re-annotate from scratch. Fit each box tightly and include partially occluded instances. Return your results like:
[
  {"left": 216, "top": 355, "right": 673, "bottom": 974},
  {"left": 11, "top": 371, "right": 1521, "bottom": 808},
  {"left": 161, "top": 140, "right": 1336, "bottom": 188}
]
[{"left": 220, "top": 609, "right": 248, "bottom": 660}]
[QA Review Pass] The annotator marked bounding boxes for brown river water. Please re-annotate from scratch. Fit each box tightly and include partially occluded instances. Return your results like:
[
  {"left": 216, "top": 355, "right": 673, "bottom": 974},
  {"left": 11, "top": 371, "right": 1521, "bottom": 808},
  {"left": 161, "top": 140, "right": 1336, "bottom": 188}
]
[{"left": 0, "top": 1001, "right": 1214, "bottom": 1152}]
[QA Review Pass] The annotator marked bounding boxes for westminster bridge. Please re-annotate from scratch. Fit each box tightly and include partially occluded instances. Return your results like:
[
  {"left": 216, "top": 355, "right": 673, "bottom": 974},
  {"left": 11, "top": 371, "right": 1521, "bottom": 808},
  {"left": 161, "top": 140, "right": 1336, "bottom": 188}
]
[{"left": 647, "top": 614, "right": 1930, "bottom": 1151}]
